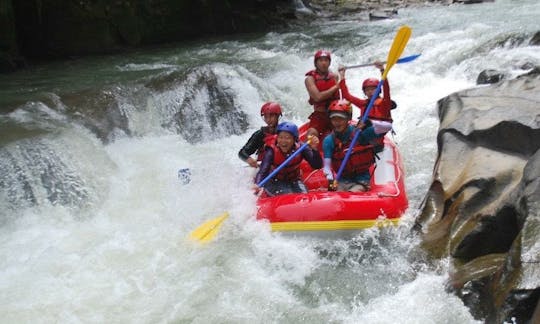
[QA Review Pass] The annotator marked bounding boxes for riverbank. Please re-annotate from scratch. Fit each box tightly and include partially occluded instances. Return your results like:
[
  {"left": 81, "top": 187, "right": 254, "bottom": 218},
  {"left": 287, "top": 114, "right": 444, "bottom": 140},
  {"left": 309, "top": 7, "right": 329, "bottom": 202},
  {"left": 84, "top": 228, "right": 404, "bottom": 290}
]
[
  {"left": 0, "top": 0, "right": 451, "bottom": 73},
  {"left": 303, "top": 0, "right": 447, "bottom": 18}
]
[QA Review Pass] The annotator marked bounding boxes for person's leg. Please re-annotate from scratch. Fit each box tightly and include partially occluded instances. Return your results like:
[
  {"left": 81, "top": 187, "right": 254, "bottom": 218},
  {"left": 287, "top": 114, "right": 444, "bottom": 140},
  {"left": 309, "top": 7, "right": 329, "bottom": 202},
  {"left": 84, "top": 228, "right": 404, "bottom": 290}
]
[
  {"left": 337, "top": 181, "right": 356, "bottom": 191},
  {"left": 352, "top": 171, "right": 371, "bottom": 191},
  {"left": 263, "top": 179, "right": 284, "bottom": 196},
  {"left": 348, "top": 183, "right": 369, "bottom": 192},
  {"left": 336, "top": 173, "right": 371, "bottom": 192},
  {"left": 291, "top": 180, "right": 308, "bottom": 193},
  {"left": 265, "top": 179, "right": 300, "bottom": 196}
]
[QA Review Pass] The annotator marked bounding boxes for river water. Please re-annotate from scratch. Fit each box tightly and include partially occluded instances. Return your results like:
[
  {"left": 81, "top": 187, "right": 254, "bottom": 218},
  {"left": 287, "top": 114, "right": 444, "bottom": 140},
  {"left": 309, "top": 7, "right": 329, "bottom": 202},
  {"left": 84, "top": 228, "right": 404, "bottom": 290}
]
[{"left": 1, "top": 0, "right": 539, "bottom": 322}]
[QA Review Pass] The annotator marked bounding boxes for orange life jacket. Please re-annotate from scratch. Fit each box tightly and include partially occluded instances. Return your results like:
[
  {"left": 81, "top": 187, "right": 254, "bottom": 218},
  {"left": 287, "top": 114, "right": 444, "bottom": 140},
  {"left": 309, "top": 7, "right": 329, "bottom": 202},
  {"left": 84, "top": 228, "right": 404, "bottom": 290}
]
[
  {"left": 270, "top": 143, "right": 303, "bottom": 181},
  {"left": 331, "top": 132, "right": 375, "bottom": 178},
  {"left": 361, "top": 97, "right": 393, "bottom": 147},
  {"left": 362, "top": 97, "right": 393, "bottom": 122},
  {"left": 305, "top": 70, "right": 340, "bottom": 110}
]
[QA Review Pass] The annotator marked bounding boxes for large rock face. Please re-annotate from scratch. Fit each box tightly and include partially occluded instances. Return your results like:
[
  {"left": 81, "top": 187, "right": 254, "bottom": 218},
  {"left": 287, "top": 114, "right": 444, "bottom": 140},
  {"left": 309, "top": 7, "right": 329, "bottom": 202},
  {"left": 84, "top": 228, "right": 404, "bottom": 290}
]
[{"left": 414, "top": 70, "right": 540, "bottom": 322}]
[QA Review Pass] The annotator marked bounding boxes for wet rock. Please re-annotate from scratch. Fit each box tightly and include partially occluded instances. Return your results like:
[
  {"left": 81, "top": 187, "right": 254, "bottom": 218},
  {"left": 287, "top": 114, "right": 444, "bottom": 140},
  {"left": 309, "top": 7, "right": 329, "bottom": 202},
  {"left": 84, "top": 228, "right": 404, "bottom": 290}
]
[
  {"left": 369, "top": 9, "right": 398, "bottom": 21},
  {"left": 25, "top": 63, "right": 249, "bottom": 144},
  {"left": 454, "top": 0, "right": 494, "bottom": 4},
  {"left": 521, "top": 66, "right": 540, "bottom": 77},
  {"left": 416, "top": 72, "right": 540, "bottom": 322},
  {"left": 0, "top": 126, "right": 110, "bottom": 217},
  {"left": 144, "top": 66, "right": 249, "bottom": 143},
  {"left": 530, "top": 31, "right": 540, "bottom": 46},
  {"left": 57, "top": 88, "right": 133, "bottom": 142},
  {"left": 301, "top": 0, "right": 439, "bottom": 19},
  {"left": 476, "top": 69, "right": 504, "bottom": 85},
  {"left": 520, "top": 62, "right": 536, "bottom": 70}
]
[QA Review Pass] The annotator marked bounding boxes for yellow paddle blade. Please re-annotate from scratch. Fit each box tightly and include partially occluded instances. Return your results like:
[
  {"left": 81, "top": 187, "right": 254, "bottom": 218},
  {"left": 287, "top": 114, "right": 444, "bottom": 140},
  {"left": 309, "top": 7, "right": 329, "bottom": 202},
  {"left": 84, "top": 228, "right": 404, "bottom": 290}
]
[
  {"left": 189, "top": 212, "right": 229, "bottom": 243},
  {"left": 382, "top": 25, "right": 412, "bottom": 80}
]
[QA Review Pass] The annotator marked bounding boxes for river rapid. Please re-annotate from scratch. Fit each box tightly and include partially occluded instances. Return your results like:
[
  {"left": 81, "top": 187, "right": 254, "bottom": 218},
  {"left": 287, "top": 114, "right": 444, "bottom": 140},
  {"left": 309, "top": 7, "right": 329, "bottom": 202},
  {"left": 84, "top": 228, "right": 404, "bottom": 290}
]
[{"left": 1, "top": 0, "right": 539, "bottom": 322}]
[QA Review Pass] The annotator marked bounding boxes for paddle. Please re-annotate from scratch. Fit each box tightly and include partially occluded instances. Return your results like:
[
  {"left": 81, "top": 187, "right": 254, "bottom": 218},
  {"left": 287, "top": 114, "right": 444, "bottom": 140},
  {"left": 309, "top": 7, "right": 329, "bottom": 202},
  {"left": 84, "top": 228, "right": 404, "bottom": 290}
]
[
  {"left": 188, "top": 138, "right": 312, "bottom": 243},
  {"left": 334, "top": 25, "right": 412, "bottom": 186},
  {"left": 189, "top": 212, "right": 229, "bottom": 243},
  {"left": 257, "top": 138, "right": 312, "bottom": 188},
  {"left": 344, "top": 53, "right": 420, "bottom": 70}
]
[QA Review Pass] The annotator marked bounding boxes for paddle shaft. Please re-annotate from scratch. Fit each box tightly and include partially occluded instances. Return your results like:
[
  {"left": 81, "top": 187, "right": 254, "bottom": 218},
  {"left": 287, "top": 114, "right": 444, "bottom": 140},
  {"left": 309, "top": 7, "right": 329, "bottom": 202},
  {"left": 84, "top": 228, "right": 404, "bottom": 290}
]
[
  {"left": 257, "top": 140, "right": 311, "bottom": 188},
  {"left": 334, "top": 81, "right": 383, "bottom": 181},
  {"left": 344, "top": 54, "right": 420, "bottom": 70}
]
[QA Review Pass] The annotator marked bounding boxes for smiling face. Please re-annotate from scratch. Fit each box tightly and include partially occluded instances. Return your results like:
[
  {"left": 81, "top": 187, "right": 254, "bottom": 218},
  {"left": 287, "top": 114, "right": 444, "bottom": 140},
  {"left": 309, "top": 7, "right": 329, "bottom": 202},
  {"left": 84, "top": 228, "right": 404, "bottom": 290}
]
[
  {"left": 276, "top": 131, "right": 295, "bottom": 153},
  {"left": 330, "top": 115, "right": 349, "bottom": 133}
]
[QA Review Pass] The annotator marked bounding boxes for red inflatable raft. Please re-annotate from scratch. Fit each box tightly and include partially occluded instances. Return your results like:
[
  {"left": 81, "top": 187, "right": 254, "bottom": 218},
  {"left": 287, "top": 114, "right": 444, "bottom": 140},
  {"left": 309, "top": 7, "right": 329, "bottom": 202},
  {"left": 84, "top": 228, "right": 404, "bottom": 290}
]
[{"left": 256, "top": 122, "right": 408, "bottom": 233}]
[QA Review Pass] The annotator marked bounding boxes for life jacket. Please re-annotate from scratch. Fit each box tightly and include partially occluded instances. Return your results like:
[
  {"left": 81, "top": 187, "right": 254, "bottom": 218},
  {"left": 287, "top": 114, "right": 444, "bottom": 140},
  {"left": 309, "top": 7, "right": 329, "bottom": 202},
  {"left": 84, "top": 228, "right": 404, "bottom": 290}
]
[
  {"left": 305, "top": 70, "right": 340, "bottom": 111},
  {"left": 331, "top": 131, "right": 375, "bottom": 178},
  {"left": 363, "top": 97, "right": 393, "bottom": 122},
  {"left": 270, "top": 143, "right": 303, "bottom": 181},
  {"left": 361, "top": 98, "right": 395, "bottom": 148},
  {"left": 256, "top": 128, "right": 277, "bottom": 162}
]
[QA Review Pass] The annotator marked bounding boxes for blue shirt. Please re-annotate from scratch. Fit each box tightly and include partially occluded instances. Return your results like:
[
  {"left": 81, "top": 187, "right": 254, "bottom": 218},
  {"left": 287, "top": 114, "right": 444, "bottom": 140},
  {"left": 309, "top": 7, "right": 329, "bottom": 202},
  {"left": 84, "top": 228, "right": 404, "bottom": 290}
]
[
  {"left": 323, "top": 125, "right": 378, "bottom": 158},
  {"left": 322, "top": 125, "right": 380, "bottom": 183}
]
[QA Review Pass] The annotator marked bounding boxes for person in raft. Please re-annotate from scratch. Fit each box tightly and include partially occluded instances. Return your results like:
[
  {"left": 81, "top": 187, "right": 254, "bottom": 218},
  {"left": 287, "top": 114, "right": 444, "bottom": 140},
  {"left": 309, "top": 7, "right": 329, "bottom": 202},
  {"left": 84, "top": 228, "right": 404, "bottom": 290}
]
[
  {"left": 304, "top": 50, "right": 341, "bottom": 138},
  {"left": 338, "top": 61, "right": 397, "bottom": 152},
  {"left": 322, "top": 99, "right": 392, "bottom": 192},
  {"left": 254, "top": 122, "right": 322, "bottom": 196},
  {"left": 238, "top": 102, "right": 283, "bottom": 168}
]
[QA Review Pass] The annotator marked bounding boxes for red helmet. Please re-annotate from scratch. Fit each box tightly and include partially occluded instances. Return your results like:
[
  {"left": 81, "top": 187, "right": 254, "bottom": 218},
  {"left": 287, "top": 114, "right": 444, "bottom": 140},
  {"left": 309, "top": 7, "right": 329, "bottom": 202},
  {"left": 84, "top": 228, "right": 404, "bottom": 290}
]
[
  {"left": 328, "top": 100, "right": 352, "bottom": 120},
  {"left": 362, "top": 78, "right": 379, "bottom": 89},
  {"left": 260, "top": 102, "right": 283, "bottom": 116},
  {"left": 314, "top": 50, "right": 331, "bottom": 65}
]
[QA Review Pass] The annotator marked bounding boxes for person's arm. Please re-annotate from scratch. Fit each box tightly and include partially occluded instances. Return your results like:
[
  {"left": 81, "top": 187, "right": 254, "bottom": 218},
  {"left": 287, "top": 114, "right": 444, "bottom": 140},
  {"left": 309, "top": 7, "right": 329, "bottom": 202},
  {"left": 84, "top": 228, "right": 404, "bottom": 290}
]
[
  {"left": 322, "top": 134, "right": 336, "bottom": 177},
  {"left": 322, "top": 134, "right": 335, "bottom": 159},
  {"left": 254, "top": 148, "right": 274, "bottom": 185},
  {"left": 305, "top": 76, "right": 339, "bottom": 103},
  {"left": 376, "top": 61, "right": 394, "bottom": 112},
  {"left": 372, "top": 78, "right": 393, "bottom": 119},
  {"left": 321, "top": 134, "right": 336, "bottom": 190},
  {"left": 382, "top": 79, "right": 390, "bottom": 101},
  {"left": 323, "top": 158, "right": 333, "bottom": 179},
  {"left": 356, "top": 126, "right": 386, "bottom": 146},
  {"left": 302, "top": 146, "right": 322, "bottom": 169},
  {"left": 238, "top": 129, "right": 264, "bottom": 167},
  {"left": 381, "top": 78, "right": 393, "bottom": 109},
  {"left": 339, "top": 79, "right": 367, "bottom": 110}
]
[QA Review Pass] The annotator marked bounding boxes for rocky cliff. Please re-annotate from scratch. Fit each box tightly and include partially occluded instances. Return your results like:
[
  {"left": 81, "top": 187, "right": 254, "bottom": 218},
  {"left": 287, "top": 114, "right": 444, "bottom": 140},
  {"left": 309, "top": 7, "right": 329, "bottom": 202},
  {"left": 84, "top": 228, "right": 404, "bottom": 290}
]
[{"left": 414, "top": 69, "right": 540, "bottom": 323}]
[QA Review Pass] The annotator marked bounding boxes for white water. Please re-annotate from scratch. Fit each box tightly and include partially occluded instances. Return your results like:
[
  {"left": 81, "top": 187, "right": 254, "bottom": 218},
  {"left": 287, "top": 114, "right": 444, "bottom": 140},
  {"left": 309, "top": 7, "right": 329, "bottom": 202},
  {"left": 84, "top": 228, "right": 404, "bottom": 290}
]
[{"left": 1, "top": 0, "right": 539, "bottom": 322}]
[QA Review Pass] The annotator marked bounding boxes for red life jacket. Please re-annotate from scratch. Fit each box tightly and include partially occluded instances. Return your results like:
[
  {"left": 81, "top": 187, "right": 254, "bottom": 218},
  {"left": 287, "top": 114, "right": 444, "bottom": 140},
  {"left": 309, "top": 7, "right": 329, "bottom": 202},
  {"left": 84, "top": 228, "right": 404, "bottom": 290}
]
[
  {"left": 331, "top": 132, "right": 375, "bottom": 178},
  {"left": 305, "top": 70, "right": 340, "bottom": 110},
  {"left": 270, "top": 143, "right": 303, "bottom": 181},
  {"left": 256, "top": 129, "right": 277, "bottom": 162}
]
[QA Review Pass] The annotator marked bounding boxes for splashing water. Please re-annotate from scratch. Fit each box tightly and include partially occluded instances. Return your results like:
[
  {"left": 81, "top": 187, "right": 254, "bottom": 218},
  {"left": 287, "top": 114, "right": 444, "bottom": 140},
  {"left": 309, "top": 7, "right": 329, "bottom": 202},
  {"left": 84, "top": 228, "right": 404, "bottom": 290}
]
[{"left": 1, "top": 0, "right": 539, "bottom": 322}]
